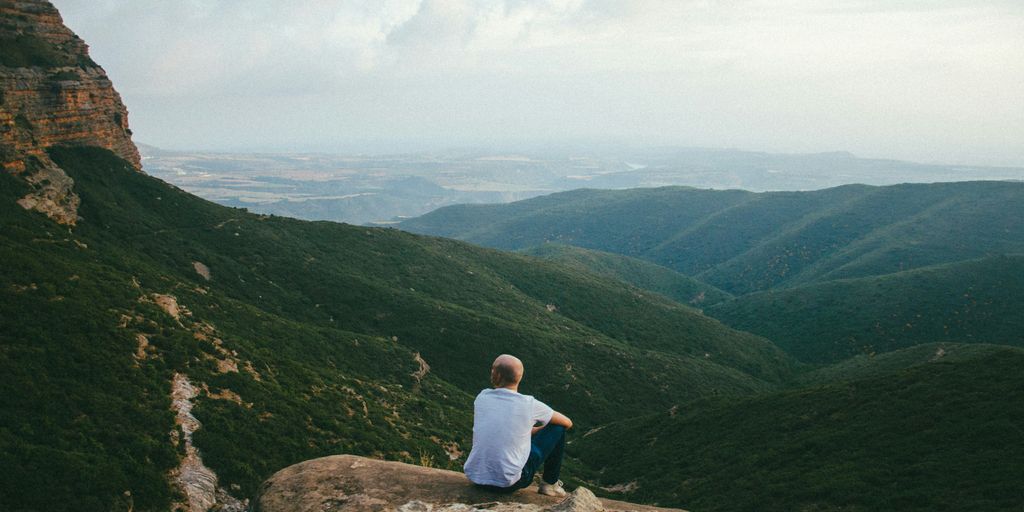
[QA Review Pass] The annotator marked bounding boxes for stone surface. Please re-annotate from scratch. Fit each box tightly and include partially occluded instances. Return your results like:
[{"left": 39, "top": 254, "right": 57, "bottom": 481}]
[
  {"left": 1, "top": 0, "right": 141, "bottom": 225},
  {"left": 551, "top": 488, "right": 604, "bottom": 512},
  {"left": 255, "top": 454, "right": 685, "bottom": 512},
  {"left": 169, "top": 372, "right": 248, "bottom": 512}
]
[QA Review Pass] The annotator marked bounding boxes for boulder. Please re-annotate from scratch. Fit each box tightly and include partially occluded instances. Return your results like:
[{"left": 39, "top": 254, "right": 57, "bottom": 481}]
[{"left": 255, "top": 455, "right": 684, "bottom": 512}]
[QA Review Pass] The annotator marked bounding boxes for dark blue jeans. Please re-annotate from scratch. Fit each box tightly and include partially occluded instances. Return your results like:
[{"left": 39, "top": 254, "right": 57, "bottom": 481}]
[{"left": 478, "top": 424, "right": 566, "bottom": 492}]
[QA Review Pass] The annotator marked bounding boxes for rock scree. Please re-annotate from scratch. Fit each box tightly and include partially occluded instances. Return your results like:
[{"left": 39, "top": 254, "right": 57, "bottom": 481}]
[{"left": 256, "top": 454, "right": 685, "bottom": 512}]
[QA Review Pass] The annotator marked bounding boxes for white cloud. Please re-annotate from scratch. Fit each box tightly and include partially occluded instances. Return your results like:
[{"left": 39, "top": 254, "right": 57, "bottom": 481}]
[{"left": 53, "top": 0, "right": 1024, "bottom": 165}]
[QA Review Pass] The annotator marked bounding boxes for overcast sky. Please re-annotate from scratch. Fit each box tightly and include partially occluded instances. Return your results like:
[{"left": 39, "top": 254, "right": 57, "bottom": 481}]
[{"left": 53, "top": 0, "right": 1024, "bottom": 166}]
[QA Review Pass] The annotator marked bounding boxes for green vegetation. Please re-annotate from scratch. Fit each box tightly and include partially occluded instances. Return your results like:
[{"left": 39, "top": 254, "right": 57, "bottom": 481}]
[
  {"left": 573, "top": 346, "right": 1024, "bottom": 512},
  {"left": 796, "top": 342, "right": 1014, "bottom": 386},
  {"left": 707, "top": 256, "right": 1024, "bottom": 363},
  {"left": 402, "top": 183, "right": 1024, "bottom": 511},
  {"left": 521, "top": 244, "right": 732, "bottom": 307},
  {"left": 400, "top": 182, "right": 1024, "bottom": 294},
  {"left": 0, "top": 147, "right": 792, "bottom": 511},
  {"left": 4, "top": 148, "right": 1022, "bottom": 511},
  {"left": 0, "top": 34, "right": 74, "bottom": 68}
]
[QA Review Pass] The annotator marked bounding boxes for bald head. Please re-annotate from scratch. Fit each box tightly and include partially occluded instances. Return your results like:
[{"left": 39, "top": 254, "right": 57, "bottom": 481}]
[{"left": 491, "top": 354, "right": 524, "bottom": 388}]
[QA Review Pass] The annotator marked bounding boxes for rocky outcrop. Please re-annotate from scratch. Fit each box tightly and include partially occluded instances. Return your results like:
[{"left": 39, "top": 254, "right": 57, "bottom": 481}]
[
  {"left": 169, "top": 372, "right": 248, "bottom": 512},
  {"left": 256, "top": 455, "right": 686, "bottom": 512},
  {"left": 1, "top": 0, "right": 141, "bottom": 225}
]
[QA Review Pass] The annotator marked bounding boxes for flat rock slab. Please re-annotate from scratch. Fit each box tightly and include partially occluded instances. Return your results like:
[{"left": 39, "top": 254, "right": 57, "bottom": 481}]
[{"left": 256, "top": 455, "right": 685, "bottom": 512}]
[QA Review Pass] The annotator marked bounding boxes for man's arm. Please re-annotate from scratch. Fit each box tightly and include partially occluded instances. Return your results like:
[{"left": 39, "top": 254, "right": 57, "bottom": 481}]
[{"left": 533, "top": 411, "right": 573, "bottom": 434}]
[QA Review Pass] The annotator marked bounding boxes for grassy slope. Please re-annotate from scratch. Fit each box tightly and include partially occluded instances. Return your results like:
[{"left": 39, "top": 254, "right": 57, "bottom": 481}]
[
  {"left": 399, "top": 183, "right": 1024, "bottom": 294},
  {"left": 573, "top": 345, "right": 1024, "bottom": 512},
  {"left": 706, "top": 255, "right": 1024, "bottom": 363},
  {"left": 521, "top": 244, "right": 732, "bottom": 307},
  {"left": 0, "top": 147, "right": 792, "bottom": 511}
]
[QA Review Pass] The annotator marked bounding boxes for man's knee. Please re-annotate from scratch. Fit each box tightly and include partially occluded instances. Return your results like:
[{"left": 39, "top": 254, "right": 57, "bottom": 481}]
[
  {"left": 543, "top": 424, "right": 566, "bottom": 438},
  {"left": 542, "top": 423, "right": 564, "bottom": 431}
]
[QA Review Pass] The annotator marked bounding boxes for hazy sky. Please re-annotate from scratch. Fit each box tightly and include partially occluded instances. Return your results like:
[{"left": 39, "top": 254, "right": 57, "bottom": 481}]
[{"left": 54, "top": 0, "right": 1024, "bottom": 166}]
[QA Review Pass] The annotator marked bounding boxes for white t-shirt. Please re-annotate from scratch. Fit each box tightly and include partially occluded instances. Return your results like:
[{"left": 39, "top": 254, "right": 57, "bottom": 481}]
[{"left": 463, "top": 388, "right": 555, "bottom": 487}]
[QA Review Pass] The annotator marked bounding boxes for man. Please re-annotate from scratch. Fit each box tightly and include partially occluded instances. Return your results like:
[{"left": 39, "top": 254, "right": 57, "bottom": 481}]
[{"left": 464, "top": 354, "right": 574, "bottom": 497}]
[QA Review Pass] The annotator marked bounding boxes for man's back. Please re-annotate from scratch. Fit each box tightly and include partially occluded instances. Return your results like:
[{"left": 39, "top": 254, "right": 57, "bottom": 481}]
[{"left": 464, "top": 388, "right": 553, "bottom": 487}]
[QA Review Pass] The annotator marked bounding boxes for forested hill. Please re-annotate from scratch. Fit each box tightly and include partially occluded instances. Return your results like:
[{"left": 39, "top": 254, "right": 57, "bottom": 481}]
[
  {"left": 706, "top": 255, "right": 1024, "bottom": 363},
  {"left": 399, "top": 182, "right": 1024, "bottom": 294}
]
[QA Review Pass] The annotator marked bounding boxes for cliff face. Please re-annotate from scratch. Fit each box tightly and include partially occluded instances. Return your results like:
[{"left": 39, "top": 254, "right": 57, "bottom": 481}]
[{"left": 0, "top": 0, "right": 140, "bottom": 225}]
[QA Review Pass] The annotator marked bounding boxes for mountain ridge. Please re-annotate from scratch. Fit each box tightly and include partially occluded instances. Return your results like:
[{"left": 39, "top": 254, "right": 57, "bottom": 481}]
[{"left": 400, "top": 182, "right": 1024, "bottom": 294}]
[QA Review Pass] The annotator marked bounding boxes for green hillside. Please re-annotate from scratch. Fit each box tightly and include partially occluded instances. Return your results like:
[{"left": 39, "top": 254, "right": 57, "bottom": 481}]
[
  {"left": 572, "top": 345, "right": 1024, "bottom": 512},
  {"left": 521, "top": 244, "right": 732, "bottom": 306},
  {"left": 796, "top": 342, "right": 1015, "bottom": 386},
  {"left": 399, "top": 183, "right": 1024, "bottom": 294},
  {"left": 706, "top": 256, "right": 1024, "bottom": 363},
  {"left": 0, "top": 147, "right": 793, "bottom": 511}
]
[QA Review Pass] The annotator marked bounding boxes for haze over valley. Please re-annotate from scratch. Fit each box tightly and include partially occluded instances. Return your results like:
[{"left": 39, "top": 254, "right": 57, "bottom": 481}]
[{"left": 141, "top": 144, "right": 1024, "bottom": 225}]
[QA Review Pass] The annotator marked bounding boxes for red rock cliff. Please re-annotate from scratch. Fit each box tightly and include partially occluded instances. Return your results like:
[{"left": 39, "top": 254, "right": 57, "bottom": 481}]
[{"left": 1, "top": 0, "right": 141, "bottom": 225}]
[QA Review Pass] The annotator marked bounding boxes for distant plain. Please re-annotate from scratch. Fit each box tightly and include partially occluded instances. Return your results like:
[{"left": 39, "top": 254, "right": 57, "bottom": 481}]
[{"left": 140, "top": 144, "right": 1024, "bottom": 226}]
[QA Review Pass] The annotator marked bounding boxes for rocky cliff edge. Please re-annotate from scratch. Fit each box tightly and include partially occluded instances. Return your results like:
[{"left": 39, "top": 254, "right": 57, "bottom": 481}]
[
  {"left": 256, "top": 455, "right": 686, "bottom": 512},
  {"left": 1, "top": 0, "right": 141, "bottom": 225}
]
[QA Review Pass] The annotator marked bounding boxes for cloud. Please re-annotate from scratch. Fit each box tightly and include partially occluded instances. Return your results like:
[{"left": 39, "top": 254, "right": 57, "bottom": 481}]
[{"left": 52, "top": 0, "right": 1024, "bottom": 165}]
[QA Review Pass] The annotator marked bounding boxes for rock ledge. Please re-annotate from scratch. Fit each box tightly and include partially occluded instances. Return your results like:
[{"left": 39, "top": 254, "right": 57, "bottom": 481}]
[{"left": 256, "top": 455, "right": 685, "bottom": 512}]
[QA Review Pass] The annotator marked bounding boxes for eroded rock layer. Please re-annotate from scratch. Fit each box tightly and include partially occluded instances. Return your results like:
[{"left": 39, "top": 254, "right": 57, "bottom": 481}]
[{"left": 1, "top": 0, "right": 141, "bottom": 224}]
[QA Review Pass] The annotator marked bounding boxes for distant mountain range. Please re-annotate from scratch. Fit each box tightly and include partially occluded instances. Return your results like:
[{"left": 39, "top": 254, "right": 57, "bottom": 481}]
[{"left": 139, "top": 143, "right": 1024, "bottom": 226}]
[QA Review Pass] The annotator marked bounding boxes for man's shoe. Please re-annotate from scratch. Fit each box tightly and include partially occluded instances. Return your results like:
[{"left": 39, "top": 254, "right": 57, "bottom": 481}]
[{"left": 538, "top": 480, "right": 567, "bottom": 497}]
